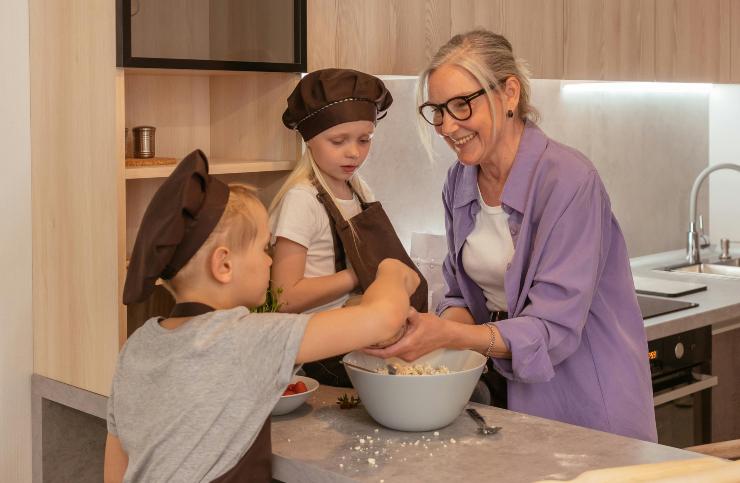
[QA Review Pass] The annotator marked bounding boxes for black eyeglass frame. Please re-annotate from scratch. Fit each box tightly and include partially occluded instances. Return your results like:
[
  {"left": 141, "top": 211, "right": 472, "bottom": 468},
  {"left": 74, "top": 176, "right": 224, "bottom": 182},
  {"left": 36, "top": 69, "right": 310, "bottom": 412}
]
[{"left": 418, "top": 86, "right": 492, "bottom": 126}]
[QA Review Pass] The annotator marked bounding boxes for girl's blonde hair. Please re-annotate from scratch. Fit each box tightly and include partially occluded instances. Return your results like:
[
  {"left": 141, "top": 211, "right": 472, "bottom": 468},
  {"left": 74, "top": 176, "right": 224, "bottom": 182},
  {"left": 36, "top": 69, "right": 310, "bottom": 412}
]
[
  {"left": 416, "top": 29, "right": 539, "bottom": 154},
  {"left": 268, "top": 146, "right": 373, "bottom": 230},
  {"left": 164, "top": 184, "right": 263, "bottom": 295}
]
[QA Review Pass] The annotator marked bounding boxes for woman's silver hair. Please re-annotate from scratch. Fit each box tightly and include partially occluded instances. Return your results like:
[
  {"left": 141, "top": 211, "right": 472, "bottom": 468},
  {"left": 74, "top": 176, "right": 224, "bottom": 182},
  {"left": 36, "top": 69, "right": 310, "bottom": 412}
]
[{"left": 416, "top": 29, "right": 539, "bottom": 155}]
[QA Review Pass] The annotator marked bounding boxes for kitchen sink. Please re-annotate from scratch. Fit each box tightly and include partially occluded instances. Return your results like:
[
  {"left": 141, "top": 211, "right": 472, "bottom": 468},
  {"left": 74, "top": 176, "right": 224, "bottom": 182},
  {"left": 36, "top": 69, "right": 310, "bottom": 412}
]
[{"left": 662, "top": 259, "right": 740, "bottom": 278}]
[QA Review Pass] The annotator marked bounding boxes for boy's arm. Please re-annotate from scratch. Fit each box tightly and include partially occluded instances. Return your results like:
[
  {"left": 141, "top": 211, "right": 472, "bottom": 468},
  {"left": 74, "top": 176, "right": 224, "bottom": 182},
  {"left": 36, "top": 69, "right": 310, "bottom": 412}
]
[
  {"left": 295, "top": 259, "right": 419, "bottom": 363},
  {"left": 104, "top": 433, "right": 128, "bottom": 483}
]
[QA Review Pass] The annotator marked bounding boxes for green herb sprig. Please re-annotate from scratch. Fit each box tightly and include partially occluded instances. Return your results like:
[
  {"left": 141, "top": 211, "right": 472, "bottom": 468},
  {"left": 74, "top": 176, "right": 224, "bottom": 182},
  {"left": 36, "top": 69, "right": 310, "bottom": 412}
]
[
  {"left": 336, "top": 393, "right": 361, "bottom": 409},
  {"left": 251, "top": 286, "right": 283, "bottom": 313}
]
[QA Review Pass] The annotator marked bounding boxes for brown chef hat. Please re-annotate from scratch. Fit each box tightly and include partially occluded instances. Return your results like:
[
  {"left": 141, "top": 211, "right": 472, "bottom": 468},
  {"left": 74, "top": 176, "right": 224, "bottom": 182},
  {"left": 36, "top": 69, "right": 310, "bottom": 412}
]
[
  {"left": 282, "top": 68, "right": 393, "bottom": 141},
  {"left": 123, "top": 149, "right": 229, "bottom": 305}
]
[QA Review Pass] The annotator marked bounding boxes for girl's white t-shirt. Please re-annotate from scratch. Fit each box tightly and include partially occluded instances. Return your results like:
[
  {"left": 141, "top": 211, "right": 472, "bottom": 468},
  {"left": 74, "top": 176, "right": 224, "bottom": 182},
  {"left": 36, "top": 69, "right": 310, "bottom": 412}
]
[
  {"left": 461, "top": 186, "right": 515, "bottom": 313},
  {"left": 271, "top": 183, "right": 365, "bottom": 313}
]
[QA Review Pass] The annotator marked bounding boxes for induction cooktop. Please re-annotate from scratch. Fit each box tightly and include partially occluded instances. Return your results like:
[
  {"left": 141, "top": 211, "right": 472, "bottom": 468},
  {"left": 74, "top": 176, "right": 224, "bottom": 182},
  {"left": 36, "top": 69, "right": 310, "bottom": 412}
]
[{"left": 636, "top": 294, "right": 698, "bottom": 319}]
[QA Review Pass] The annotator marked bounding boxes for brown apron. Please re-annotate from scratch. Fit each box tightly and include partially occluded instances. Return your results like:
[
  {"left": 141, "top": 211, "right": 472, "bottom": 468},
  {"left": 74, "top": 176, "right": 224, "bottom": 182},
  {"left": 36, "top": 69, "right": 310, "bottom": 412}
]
[
  {"left": 169, "top": 303, "right": 272, "bottom": 483},
  {"left": 301, "top": 180, "right": 429, "bottom": 387}
]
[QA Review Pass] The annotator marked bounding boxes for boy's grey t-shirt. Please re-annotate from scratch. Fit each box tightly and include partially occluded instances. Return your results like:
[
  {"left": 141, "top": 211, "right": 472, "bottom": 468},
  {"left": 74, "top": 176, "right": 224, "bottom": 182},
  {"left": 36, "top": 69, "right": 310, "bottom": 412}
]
[{"left": 107, "top": 307, "right": 309, "bottom": 482}]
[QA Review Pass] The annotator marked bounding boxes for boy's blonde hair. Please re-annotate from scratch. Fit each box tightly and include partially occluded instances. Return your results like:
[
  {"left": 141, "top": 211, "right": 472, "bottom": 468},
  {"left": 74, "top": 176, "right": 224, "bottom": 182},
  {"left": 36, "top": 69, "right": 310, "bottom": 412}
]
[{"left": 163, "top": 184, "right": 263, "bottom": 296}]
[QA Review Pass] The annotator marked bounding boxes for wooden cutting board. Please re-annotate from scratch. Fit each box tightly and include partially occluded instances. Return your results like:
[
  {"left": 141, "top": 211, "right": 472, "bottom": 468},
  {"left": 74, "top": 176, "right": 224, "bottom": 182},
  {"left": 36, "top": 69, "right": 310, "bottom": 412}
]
[{"left": 535, "top": 457, "right": 740, "bottom": 482}]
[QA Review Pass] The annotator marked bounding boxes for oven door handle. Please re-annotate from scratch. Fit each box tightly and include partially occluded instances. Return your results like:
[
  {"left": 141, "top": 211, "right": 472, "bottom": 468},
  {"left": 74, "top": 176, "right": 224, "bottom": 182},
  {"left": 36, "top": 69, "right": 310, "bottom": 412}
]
[{"left": 653, "top": 372, "right": 718, "bottom": 407}]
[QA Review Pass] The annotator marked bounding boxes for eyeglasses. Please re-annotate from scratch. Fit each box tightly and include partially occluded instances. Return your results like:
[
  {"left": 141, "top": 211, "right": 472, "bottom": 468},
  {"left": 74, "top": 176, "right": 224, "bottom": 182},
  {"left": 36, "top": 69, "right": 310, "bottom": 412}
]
[{"left": 418, "top": 87, "right": 488, "bottom": 126}]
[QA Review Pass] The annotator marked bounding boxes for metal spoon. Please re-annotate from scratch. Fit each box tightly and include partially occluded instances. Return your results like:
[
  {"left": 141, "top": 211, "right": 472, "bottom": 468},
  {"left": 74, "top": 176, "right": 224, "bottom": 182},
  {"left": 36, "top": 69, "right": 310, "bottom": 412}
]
[
  {"left": 339, "top": 360, "right": 378, "bottom": 374},
  {"left": 466, "top": 408, "right": 501, "bottom": 435}
]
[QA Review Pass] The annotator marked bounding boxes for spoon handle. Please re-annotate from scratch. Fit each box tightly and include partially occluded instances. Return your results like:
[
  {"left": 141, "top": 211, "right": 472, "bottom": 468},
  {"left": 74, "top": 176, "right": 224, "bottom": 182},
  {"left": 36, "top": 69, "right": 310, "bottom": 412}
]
[
  {"left": 339, "top": 360, "right": 377, "bottom": 374},
  {"left": 466, "top": 408, "right": 487, "bottom": 429}
]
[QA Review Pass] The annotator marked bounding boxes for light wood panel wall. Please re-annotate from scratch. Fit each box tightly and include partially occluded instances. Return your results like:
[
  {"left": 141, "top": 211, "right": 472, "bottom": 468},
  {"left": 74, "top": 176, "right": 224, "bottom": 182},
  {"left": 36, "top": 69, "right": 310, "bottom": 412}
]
[
  {"left": 130, "top": 0, "right": 209, "bottom": 60},
  {"left": 125, "top": 74, "right": 211, "bottom": 159},
  {"left": 655, "top": 0, "right": 722, "bottom": 82},
  {"left": 209, "top": 73, "right": 301, "bottom": 161},
  {"left": 564, "top": 0, "right": 655, "bottom": 80},
  {"left": 30, "top": 0, "right": 123, "bottom": 396}
]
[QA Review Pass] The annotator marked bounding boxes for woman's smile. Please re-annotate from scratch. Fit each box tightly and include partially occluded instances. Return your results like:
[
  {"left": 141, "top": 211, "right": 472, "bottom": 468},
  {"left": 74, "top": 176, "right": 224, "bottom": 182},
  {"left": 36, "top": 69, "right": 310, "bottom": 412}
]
[{"left": 450, "top": 132, "right": 478, "bottom": 152}]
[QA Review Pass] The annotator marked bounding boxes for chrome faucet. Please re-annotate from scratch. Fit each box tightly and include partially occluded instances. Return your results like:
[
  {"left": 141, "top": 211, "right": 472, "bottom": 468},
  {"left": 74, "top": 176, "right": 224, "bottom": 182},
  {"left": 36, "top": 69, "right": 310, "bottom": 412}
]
[{"left": 687, "top": 163, "right": 740, "bottom": 264}]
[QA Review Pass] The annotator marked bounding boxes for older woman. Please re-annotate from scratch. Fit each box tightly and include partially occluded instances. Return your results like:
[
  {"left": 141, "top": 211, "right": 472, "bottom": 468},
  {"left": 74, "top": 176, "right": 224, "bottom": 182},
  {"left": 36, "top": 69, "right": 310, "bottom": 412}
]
[{"left": 368, "top": 30, "right": 657, "bottom": 442}]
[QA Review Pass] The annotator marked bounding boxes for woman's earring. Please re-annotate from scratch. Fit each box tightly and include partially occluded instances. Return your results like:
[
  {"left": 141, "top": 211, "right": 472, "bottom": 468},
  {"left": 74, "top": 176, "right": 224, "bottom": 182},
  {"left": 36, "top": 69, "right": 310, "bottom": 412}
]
[{"left": 506, "top": 109, "right": 514, "bottom": 118}]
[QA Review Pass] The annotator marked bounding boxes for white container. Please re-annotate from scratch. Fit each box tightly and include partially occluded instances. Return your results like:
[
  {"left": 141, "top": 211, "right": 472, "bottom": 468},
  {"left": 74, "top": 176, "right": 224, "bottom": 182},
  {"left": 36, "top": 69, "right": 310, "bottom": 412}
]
[
  {"left": 270, "top": 375, "right": 319, "bottom": 416},
  {"left": 342, "top": 349, "right": 486, "bottom": 431}
]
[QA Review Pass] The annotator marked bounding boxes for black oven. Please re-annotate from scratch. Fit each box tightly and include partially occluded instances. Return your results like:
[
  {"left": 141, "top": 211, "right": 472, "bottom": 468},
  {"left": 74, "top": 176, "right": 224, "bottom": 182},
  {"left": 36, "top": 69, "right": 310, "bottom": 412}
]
[{"left": 649, "top": 325, "right": 717, "bottom": 448}]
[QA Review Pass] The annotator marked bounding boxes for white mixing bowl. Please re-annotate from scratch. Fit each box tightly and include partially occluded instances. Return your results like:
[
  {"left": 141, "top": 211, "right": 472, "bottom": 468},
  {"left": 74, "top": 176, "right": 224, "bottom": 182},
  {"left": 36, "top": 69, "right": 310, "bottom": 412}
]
[{"left": 342, "top": 349, "right": 487, "bottom": 431}]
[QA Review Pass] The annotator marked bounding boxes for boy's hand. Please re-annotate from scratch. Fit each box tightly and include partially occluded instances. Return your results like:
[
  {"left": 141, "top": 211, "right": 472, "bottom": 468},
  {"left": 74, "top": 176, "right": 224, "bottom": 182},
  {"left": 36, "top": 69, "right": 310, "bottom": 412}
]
[{"left": 377, "top": 258, "right": 420, "bottom": 295}]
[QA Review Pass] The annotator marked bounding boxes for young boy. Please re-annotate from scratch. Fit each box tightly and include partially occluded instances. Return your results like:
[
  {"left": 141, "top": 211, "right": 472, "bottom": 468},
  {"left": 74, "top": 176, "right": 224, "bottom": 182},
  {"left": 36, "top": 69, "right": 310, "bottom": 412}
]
[{"left": 104, "top": 150, "right": 418, "bottom": 482}]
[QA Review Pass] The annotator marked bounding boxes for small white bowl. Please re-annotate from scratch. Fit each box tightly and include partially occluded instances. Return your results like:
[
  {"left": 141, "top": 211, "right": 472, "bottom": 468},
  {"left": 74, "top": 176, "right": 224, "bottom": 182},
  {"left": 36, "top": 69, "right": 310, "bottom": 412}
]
[
  {"left": 343, "top": 349, "right": 487, "bottom": 431},
  {"left": 271, "top": 375, "right": 319, "bottom": 416}
]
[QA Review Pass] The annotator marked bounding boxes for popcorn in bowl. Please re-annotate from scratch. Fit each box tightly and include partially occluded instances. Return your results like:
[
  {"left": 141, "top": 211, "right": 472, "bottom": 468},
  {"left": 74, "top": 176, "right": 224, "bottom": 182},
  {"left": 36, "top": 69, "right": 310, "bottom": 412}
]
[{"left": 375, "top": 363, "right": 451, "bottom": 375}]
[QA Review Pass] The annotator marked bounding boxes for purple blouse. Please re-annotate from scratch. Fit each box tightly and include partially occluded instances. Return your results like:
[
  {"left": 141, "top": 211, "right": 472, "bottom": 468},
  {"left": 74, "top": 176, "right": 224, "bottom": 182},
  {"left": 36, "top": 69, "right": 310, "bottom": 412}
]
[{"left": 438, "top": 122, "right": 657, "bottom": 442}]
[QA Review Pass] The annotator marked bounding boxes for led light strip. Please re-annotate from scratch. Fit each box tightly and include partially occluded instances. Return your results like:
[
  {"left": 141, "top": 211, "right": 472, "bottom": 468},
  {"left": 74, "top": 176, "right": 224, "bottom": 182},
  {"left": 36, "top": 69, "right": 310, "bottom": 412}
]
[{"left": 561, "top": 81, "right": 713, "bottom": 94}]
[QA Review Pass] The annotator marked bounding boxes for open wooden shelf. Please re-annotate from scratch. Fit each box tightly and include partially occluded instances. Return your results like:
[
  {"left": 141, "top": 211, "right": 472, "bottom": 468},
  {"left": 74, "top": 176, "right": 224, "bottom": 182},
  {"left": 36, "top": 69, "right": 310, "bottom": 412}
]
[{"left": 125, "top": 158, "right": 296, "bottom": 179}]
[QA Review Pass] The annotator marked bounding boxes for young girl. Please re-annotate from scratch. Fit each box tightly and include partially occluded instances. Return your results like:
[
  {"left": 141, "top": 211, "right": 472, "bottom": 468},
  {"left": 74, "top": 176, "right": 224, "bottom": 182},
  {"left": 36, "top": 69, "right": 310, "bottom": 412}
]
[{"left": 269, "top": 69, "right": 428, "bottom": 386}]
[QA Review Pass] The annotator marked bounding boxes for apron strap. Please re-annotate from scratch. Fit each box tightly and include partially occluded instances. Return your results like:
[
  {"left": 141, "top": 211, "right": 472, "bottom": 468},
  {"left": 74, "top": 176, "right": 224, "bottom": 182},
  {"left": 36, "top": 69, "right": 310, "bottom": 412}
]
[
  {"left": 169, "top": 302, "right": 216, "bottom": 318},
  {"left": 312, "top": 178, "right": 350, "bottom": 273}
]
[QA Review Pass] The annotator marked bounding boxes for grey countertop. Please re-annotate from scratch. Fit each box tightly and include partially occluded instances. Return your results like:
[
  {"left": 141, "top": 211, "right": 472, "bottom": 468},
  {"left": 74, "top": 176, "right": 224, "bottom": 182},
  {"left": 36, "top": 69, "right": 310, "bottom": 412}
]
[
  {"left": 271, "top": 385, "right": 701, "bottom": 483},
  {"left": 630, "top": 248, "right": 740, "bottom": 340},
  {"left": 32, "top": 375, "right": 701, "bottom": 483}
]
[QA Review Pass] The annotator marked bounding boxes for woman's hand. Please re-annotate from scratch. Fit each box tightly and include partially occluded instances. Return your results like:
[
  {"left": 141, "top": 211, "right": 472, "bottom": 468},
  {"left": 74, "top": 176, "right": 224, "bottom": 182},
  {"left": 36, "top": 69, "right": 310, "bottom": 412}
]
[{"left": 364, "top": 309, "right": 453, "bottom": 361}]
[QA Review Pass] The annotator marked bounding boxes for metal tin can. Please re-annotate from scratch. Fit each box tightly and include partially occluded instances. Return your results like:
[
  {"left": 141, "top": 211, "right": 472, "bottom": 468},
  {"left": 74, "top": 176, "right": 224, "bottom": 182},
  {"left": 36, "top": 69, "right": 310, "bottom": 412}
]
[{"left": 132, "top": 126, "right": 156, "bottom": 158}]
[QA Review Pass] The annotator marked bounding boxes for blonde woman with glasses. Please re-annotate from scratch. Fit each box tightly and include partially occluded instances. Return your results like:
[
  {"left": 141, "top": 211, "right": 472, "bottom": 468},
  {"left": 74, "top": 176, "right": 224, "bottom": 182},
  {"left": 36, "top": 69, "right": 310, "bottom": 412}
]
[{"left": 367, "top": 30, "right": 657, "bottom": 443}]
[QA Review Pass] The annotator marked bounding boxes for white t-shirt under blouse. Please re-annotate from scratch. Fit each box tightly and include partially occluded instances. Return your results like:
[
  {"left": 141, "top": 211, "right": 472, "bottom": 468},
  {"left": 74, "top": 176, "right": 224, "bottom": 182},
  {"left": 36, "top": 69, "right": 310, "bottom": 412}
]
[
  {"left": 271, "top": 183, "right": 366, "bottom": 313},
  {"left": 461, "top": 186, "right": 515, "bottom": 313}
]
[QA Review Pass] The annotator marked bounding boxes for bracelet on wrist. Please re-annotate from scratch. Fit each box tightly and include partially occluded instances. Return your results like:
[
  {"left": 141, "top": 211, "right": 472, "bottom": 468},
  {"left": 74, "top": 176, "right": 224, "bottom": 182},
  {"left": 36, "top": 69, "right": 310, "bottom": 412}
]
[{"left": 484, "top": 322, "right": 496, "bottom": 358}]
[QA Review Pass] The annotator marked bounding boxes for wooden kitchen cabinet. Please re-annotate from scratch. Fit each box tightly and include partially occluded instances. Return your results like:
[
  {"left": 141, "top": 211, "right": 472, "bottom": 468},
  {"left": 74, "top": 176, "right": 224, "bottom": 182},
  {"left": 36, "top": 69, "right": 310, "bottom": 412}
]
[
  {"left": 654, "top": 0, "right": 723, "bottom": 82},
  {"left": 308, "top": 0, "right": 452, "bottom": 75},
  {"left": 31, "top": 1, "right": 299, "bottom": 396},
  {"left": 728, "top": 0, "right": 740, "bottom": 83},
  {"left": 452, "top": 0, "right": 565, "bottom": 79},
  {"left": 310, "top": 0, "right": 740, "bottom": 83},
  {"left": 310, "top": 0, "right": 562, "bottom": 78},
  {"left": 499, "top": 0, "right": 564, "bottom": 80},
  {"left": 712, "top": 323, "right": 740, "bottom": 443},
  {"left": 564, "top": 0, "right": 655, "bottom": 81},
  {"left": 118, "top": 0, "right": 306, "bottom": 72}
]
